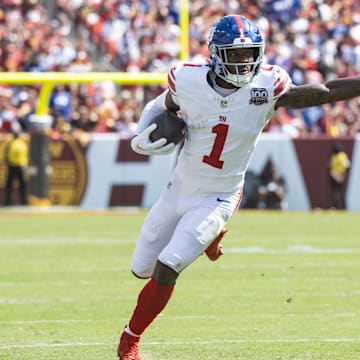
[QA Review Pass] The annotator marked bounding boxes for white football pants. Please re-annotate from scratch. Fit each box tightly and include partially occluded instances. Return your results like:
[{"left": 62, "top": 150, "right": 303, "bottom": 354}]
[{"left": 131, "top": 172, "right": 242, "bottom": 277}]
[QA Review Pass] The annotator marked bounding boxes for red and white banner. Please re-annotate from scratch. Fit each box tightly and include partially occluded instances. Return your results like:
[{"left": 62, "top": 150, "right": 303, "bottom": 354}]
[{"left": 1, "top": 134, "right": 359, "bottom": 210}]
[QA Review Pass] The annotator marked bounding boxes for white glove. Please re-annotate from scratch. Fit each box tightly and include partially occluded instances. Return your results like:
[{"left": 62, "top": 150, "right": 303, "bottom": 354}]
[{"left": 130, "top": 124, "right": 176, "bottom": 155}]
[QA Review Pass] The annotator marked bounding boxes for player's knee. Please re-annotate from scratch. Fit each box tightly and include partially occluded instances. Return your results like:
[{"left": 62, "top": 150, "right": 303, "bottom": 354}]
[
  {"left": 131, "top": 269, "right": 150, "bottom": 280},
  {"left": 152, "top": 260, "right": 179, "bottom": 285},
  {"left": 194, "top": 213, "right": 224, "bottom": 246},
  {"left": 131, "top": 258, "right": 154, "bottom": 279}
]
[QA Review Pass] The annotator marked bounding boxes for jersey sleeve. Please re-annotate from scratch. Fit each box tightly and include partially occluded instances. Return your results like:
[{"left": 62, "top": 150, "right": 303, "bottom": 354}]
[
  {"left": 272, "top": 65, "right": 292, "bottom": 100},
  {"left": 168, "top": 64, "right": 181, "bottom": 105}
]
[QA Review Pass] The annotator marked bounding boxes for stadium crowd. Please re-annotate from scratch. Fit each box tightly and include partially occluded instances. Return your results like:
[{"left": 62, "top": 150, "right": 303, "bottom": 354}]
[{"left": 1, "top": 0, "right": 360, "bottom": 139}]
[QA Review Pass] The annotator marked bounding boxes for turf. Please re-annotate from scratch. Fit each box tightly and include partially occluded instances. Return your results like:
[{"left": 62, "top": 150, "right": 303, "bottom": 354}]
[{"left": 0, "top": 209, "right": 359, "bottom": 360}]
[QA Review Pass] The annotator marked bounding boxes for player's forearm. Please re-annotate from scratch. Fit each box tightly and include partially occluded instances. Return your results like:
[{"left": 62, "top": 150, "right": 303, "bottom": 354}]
[
  {"left": 276, "top": 77, "right": 360, "bottom": 109},
  {"left": 135, "top": 91, "right": 167, "bottom": 135},
  {"left": 325, "top": 77, "right": 360, "bottom": 102}
]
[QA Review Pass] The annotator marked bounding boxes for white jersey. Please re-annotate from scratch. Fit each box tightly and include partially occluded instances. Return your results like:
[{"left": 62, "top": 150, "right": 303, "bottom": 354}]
[{"left": 168, "top": 63, "right": 292, "bottom": 194}]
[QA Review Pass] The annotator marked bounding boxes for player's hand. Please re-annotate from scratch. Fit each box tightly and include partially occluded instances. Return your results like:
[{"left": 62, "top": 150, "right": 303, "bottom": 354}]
[{"left": 130, "top": 124, "right": 176, "bottom": 155}]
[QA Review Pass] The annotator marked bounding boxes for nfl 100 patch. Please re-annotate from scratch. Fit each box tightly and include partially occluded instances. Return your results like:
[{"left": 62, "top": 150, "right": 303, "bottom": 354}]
[{"left": 249, "top": 88, "right": 269, "bottom": 105}]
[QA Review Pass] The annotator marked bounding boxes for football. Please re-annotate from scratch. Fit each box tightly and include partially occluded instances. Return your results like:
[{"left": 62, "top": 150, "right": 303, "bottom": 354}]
[{"left": 149, "top": 110, "right": 186, "bottom": 145}]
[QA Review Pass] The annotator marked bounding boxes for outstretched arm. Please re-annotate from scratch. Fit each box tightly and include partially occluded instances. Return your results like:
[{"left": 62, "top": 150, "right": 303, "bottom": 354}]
[{"left": 275, "top": 78, "right": 360, "bottom": 110}]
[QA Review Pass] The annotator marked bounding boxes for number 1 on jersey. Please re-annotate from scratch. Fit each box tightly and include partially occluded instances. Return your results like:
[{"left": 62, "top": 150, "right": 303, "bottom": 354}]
[{"left": 202, "top": 123, "right": 229, "bottom": 169}]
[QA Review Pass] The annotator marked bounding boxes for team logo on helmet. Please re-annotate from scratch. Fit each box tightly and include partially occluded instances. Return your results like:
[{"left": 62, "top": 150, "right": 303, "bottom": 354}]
[{"left": 249, "top": 88, "right": 268, "bottom": 105}]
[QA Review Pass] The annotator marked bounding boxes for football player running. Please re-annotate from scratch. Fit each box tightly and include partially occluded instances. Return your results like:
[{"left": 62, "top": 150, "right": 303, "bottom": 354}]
[{"left": 118, "top": 14, "right": 360, "bottom": 359}]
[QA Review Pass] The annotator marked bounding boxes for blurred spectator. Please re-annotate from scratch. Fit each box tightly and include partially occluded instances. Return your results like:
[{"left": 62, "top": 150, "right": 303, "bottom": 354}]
[
  {"left": 0, "top": 85, "right": 37, "bottom": 132},
  {"left": 3, "top": 130, "right": 29, "bottom": 206},
  {"left": 328, "top": 142, "right": 351, "bottom": 209},
  {"left": 1, "top": 0, "right": 360, "bottom": 139},
  {"left": 240, "top": 170, "right": 262, "bottom": 209},
  {"left": 50, "top": 84, "right": 72, "bottom": 123},
  {"left": 257, "top": 164, "right": 287, "bottom": 210}
]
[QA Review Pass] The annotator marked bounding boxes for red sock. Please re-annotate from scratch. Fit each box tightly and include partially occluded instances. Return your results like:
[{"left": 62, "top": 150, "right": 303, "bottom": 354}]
[{"left": 128, "top": 277, "right": 175, "bottom": 335}]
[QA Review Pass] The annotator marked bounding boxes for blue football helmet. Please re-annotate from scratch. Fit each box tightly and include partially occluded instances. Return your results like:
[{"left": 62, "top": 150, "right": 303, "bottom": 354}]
[{"left": 208, "top": 15, "right": 264, "bottom": 87}]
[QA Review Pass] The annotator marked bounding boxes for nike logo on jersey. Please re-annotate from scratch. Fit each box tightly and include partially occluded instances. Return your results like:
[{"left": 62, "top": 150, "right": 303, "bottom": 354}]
[{"left": 217, "top": 197, "right": 231, "bottom": 203}]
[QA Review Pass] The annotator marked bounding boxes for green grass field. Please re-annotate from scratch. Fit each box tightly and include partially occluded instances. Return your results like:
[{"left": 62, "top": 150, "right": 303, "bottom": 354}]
[{"left": 0, "top": 209, "right": 359, "bottom": 360}]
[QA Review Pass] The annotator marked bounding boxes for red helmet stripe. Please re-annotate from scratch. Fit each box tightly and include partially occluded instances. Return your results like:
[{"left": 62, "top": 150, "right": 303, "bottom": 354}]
[{"left": 233, "top": 15, "right": 245, "bottom": 36}]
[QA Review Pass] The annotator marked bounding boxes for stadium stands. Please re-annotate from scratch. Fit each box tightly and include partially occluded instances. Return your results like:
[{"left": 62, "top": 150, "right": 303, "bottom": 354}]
[{"left": 1, "top": 0, "right": 360, "bottom": 138}]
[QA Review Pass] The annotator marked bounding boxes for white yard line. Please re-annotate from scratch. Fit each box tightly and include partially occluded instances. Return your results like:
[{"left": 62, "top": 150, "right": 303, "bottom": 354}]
[
  {"left": 1, "top": 338, "right": 360, "bottom": 350},
  {"left": 0, "top": 319, "right": 96, "bottom": 324},
  {"left": 145, "top": 338, "right": 360, "bottom": 346},
  {"left": 0, "top": 238, "right": 359, "bottom": 255},
  {"left": 226, "top": 246, "right": 360, "bottom": 254},
  {"left": 0, "top": 312, "right": 358, "bottom": 325},
  {"left": 0, "top": 237, "right": 360, "bottom": 255},
  {"left": 0, "top": 342, "right": 107, "bottom": 349},
  {"left": 0, "top": 238, "right": 122, "bottom": 245}
]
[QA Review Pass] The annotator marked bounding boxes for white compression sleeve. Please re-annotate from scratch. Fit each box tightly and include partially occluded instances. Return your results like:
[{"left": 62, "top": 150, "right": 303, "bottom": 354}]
[{"left": 135, "top": 90, "right": 168, "bottom": 135}]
